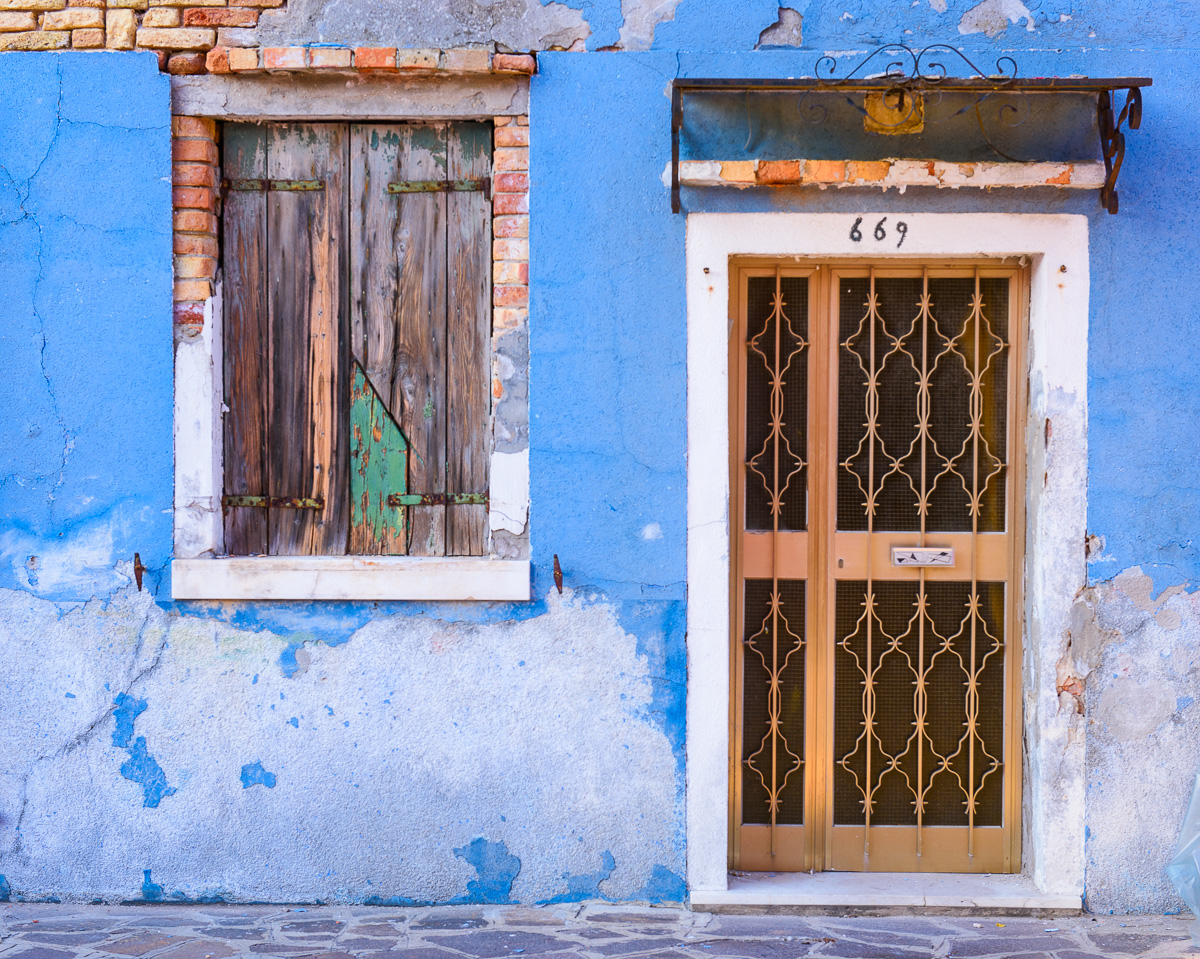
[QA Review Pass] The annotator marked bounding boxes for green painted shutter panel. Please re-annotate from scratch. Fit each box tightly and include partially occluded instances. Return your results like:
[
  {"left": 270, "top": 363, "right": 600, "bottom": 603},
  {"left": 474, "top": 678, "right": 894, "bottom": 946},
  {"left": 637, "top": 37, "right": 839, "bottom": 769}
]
[{"left": 349, "top": 361, "right": 410, "bottom": 551}]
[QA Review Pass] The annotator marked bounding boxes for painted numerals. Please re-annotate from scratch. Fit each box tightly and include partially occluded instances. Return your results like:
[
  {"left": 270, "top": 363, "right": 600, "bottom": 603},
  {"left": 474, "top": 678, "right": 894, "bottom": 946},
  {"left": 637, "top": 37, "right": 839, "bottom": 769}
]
[{"left": 850, "top": 216, "right": 908, "bottom": 248}]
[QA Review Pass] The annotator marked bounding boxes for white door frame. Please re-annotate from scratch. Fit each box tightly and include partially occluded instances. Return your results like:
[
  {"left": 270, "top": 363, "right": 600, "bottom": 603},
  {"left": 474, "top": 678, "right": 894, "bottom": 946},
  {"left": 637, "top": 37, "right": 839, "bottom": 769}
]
[{"left": 685, "top": 213, "right": 1089, "bottom": 898}]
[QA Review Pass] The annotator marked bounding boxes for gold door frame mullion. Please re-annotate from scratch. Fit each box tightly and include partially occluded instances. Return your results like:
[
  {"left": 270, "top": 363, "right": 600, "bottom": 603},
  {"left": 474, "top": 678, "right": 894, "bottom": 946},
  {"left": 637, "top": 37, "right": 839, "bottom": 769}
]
[{"left": 1004, "top": 266, "right": 1029, "bottom": 874}]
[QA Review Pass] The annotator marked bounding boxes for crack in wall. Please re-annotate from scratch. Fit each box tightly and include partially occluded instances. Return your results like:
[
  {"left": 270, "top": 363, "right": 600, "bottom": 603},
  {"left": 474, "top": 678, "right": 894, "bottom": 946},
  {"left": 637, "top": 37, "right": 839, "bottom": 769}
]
[
  {"left": 3, "top": 59, "right": 74, "bottom": 501},
  {"left": 4, "top": 606, "right": 167, "bottom": 861}
]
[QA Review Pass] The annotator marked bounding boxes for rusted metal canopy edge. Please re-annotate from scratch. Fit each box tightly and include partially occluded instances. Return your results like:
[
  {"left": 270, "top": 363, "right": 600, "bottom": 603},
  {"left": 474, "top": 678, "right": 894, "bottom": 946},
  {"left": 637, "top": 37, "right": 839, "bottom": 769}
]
[
  {"left": 672, "top": 77, "right": 1152, "bottom": 92},
  {"left": 670, "top": 76, "right": 1151, "bottom": 215}
]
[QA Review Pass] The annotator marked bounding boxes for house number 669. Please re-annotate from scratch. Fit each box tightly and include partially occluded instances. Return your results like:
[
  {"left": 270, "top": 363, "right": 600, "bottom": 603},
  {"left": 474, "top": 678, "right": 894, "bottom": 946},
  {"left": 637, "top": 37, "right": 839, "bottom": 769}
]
[{"left": 850, "top": 216, "right": 908, "bottom": 248}]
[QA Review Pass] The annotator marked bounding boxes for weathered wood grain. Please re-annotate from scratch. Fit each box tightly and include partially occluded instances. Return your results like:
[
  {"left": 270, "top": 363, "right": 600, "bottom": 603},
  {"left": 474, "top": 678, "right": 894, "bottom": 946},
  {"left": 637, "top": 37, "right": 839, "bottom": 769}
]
[
  {"left": 221, "top": 123, "right": 269, "bottom": 556},
  {"left": 445, "top": 122, "right": 492, "bottom": 555},
  {"left": 266, "top": 123, "right": 350, "bottom": 555},
  {"left": 350, "top": 123, "right": 447, "bottom": 556},
  {"left": 349, "top": 361, "right": 409, "bottom": 553}
]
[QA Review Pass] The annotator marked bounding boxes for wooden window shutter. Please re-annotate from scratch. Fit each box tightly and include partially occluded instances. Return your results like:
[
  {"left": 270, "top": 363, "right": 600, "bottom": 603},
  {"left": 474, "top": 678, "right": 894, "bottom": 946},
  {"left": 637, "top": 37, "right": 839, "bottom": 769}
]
[{"left": 222, "top": 121, "right": 491, "bottom": 558}]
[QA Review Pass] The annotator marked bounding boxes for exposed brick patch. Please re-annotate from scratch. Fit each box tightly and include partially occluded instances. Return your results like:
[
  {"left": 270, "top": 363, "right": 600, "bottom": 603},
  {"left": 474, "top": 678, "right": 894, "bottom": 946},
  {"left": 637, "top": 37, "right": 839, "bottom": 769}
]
[
  {"left": 168, "top": 50, "right": 206, "bottom": 73},
  {"left": 0, "top": 0, "right": 538, "bottom": 81},
  {"left": 71, "top": 25, "right": 104, "bottom": 45},
  {"left": 756, "top": 160, "right": 801, "bottom": 184},
  {"left": 490, "top": 114, "right": 530, "bottom": 412},
  {"left": 492, "top": 53, "right": 535, "bottom": 74},
  {"left": 226, "top": 45, "right": 257, "bottom": 69},
  {"left": 171, "top": 115, "right": 219, "bottom": 330},
  {"left": 183, "top": 7, "right": 256, "bottom": 25},
  {"left": 353, "top": 46, "right": 396, "bottom": 71},
  {"left": 262, "top": 45, "right": 302, "bottom": 68}
]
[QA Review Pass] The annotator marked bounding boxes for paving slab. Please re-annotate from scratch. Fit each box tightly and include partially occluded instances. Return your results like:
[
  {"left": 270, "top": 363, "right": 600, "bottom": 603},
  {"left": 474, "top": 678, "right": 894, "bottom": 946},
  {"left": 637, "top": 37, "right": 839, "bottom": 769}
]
[{"left": 0, "top": 902, "right": 1195, "bottom": 959}]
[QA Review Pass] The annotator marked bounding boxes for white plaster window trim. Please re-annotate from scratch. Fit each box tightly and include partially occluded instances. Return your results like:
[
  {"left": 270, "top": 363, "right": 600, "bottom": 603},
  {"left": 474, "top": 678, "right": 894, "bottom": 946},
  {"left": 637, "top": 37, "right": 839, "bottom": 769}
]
[
  {"left": 685, "top": 213, "right": 1088, "bottom": 904},
  {"left": 171, "top": 100, "right": 532, "bottom": 603}
]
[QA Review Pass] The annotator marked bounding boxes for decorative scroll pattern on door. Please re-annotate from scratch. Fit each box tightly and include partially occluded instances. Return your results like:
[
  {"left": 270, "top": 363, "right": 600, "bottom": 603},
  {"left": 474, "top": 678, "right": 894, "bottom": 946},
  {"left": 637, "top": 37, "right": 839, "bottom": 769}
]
[
  {"left": 834, "top": 270, "right": 1010, "bottom": 850},
  {"left": 742, "top": 273, "right": 809, "bottom": 847}
]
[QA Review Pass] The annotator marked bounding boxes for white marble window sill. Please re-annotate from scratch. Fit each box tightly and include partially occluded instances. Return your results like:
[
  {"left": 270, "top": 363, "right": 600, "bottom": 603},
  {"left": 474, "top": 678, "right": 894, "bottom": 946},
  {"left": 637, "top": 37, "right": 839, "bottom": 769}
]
[{"left": 171, "top": 557, "right": 531, "bottom": 601}]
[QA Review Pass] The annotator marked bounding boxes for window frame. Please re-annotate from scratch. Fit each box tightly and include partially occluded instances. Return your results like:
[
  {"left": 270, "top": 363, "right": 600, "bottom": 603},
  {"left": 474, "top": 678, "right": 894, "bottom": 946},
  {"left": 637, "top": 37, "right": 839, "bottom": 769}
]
[{"left": 171, "top": 110, "right": 530, "bottom": 602}]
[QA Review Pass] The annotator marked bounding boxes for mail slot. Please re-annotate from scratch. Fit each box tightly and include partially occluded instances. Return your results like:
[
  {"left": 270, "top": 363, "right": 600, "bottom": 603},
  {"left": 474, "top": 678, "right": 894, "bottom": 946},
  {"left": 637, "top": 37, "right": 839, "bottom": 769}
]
[{"left": 891, "top": 547, "right": 955, "bottom": 567}]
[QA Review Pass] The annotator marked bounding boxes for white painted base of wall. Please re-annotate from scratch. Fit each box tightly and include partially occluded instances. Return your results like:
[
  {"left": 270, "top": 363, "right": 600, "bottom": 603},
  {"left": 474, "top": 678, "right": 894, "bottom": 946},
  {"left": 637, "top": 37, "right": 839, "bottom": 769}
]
[
  {"left": 172, "top": 557, "right": 531, "bottom": 601},
  {"left": 691, "top": 872, "right": 1082, "bottom": 913}
]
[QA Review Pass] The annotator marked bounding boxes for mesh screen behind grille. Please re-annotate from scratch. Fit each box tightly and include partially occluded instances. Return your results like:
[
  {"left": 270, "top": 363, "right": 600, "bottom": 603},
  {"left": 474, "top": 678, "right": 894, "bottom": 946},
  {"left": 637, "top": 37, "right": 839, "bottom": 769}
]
[
  {"left": 745, "top": 276, "right": 809, "bottom": 532},
  {"left": 742, "top": 578, "right": 806, "bottom": 825},
  {"left": 833, "top": 580, "right": 1005, "bottom": 827},
  {"left": 837, "top": 276, "right": 1010, "bottom": 533}
]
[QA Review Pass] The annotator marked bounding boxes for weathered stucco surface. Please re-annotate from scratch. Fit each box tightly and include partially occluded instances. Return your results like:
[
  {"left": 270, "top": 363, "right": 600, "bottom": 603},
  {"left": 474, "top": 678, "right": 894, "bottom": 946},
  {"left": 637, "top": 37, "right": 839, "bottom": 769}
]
[
  {"left": 0, "top": 51, "right": 685, "bottom": 904},
  {"left": 0, "top": 584, "right": 683, "bottom": 903},
  {"left": 4, "top": 0, "right": 1200, "bottom": 912},
  {"left": 1075, "top": 572, "right": 1200, "bottom": 913}
]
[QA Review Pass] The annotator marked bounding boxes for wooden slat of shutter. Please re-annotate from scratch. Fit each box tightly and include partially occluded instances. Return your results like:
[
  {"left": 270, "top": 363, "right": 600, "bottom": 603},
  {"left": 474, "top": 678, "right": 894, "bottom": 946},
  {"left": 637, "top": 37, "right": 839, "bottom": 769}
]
[
  {"left": 445, "top": 122, "right": 493, "bottom": 556},
  {"left": 266, "top": 123, "right": 350, "bottom": 555},
  {"left": 222, "top": 123, "right": 269, "bottom": 556},
  {"left": 350, "top": 123, "right": 448, "bottom": 556},
  {"left": 349, "top": 124, "right": 406, "bottom": 554}
]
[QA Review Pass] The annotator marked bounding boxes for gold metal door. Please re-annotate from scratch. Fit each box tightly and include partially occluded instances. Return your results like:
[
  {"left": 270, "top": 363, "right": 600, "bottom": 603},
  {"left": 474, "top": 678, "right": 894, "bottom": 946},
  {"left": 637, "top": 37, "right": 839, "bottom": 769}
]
[{"left": 731, "top": 262, "right": 1025, "bottom": 874}]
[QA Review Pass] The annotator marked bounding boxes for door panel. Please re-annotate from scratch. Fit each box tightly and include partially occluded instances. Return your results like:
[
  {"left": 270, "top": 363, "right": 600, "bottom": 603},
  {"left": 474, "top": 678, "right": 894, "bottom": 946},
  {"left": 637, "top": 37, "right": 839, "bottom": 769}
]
[
  {"left": 732, "top": 271, "right": 810, "bottom": 871},
  {"left": 731, "top": 263, "right": 1024, "bottom": 874}
]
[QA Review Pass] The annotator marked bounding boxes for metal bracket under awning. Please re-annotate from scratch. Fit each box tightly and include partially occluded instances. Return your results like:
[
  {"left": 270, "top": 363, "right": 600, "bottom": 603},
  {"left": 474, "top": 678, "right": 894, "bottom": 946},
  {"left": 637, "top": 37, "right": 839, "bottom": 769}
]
[{"left": 670, "top": 45, "right": 1150, "bottom": 215}]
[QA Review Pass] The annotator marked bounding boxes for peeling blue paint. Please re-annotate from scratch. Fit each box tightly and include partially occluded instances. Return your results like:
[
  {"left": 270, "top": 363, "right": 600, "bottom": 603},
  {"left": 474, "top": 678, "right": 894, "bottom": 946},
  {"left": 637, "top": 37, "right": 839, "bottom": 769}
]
[
  {"left": 141, "top": 870, "right": 163, "bottom": 901},
  {"left": 111, "top": 692, "right": 147, "bottom": 748},
  {"left": 121, "top": 737, "right": 177, "bottom": 808},
  {"left": 617, "top": 601, "right": 687, "bottom": 778},
  {"left": 538, "top": 850, "right": 616, "bottom": 904},
  {"left": 633, "top": 864, "right": 687, "bottom": 904},
  {"left": 240, "top": 760, "right": 277, "bottom": 789},
  {"left": 279, "top": 641, "right": 307, "bottom": 678},
  {"left": 110, "top": 693, "right": 176, "bottom": 807},
  {"left": 448, "top": 838, "right": 522, "bottom": 904},
  {"left": 538, "top": 0, "right": 623, "bottom": 49},
  {"left": 0, "top": 874, "right": 10, "bottom": 902},
  {"left": 0, "top": 52, "right": 171, "bottom": 605}
]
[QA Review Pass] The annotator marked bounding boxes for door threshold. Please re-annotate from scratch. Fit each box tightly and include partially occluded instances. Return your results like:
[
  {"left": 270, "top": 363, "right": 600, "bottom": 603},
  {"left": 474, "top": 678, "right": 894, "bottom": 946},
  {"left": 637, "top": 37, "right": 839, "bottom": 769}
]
[{"left": 690, "top": 872, "right": 1082, "bottom": 916}]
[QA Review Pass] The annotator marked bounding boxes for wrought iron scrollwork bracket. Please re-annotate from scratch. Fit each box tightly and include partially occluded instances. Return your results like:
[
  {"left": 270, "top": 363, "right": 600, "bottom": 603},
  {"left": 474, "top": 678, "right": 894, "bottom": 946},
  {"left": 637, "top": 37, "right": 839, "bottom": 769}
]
[{"left": 1098, "top": 86, "right": 1144, "bottom": 215}]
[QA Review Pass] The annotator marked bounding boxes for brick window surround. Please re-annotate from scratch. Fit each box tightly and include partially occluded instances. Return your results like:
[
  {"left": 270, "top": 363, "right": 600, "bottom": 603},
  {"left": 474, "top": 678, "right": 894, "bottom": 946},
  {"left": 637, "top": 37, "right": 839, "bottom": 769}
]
[{"left": 170, "top": 105, "right": 531, "bottom": 600}]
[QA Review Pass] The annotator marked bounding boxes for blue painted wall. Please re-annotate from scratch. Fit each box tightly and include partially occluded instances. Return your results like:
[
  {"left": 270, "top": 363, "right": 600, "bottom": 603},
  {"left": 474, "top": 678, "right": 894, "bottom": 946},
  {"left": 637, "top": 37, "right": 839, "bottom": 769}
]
[
  {"left": 0, "top": 52, "right": 173, "bottom": 601},
  {"left": 2, "top": 0, "right": 1200, "bottom": 910}
]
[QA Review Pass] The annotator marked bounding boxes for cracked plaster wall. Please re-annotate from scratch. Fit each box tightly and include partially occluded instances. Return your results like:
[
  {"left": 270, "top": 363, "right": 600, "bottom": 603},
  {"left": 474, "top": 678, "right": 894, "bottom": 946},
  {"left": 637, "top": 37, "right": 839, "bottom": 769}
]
[
  {"left": 0, "top": 584, "right": 683, "bottom": 904},
  {"left": 0, "top": 51, "right": 685, "bottom": 905},
  {"left": 6, "top": 1, "right": 1200, "bottom": 914}
]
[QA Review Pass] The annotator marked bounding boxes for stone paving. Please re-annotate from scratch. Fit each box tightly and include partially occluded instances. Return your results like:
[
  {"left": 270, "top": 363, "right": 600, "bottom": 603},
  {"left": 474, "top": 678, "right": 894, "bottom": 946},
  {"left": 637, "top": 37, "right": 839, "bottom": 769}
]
[{"left": 0, "top": 903, "right": 1195, "bottom": 959}]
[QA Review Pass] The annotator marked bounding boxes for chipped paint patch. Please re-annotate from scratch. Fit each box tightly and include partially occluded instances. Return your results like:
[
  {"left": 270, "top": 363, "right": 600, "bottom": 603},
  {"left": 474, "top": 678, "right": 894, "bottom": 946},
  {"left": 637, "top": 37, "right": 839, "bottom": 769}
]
[
  {"left": 538, "top": 850, "right": 616, "bottom": 904},
  {"left": 958, "top": 0, "right": 1035, "bottom": 36},
  {"left": 240, "top": 760, "right": 278, "bottom": 789},
  {"left": 674, "top": 158, "right": 1105, "bottom": 191},
  {"left": 633, "top": 864, "right": 687, "bottom": 903},
  {"left": 618, "top": 0, "right": 683, "bottom": 50},
  {"left": 756, "top": 6, "right": 803, "bottom": 48},
  {"left": 449, "top": 838, "right": 521, "bottom": 904}
]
